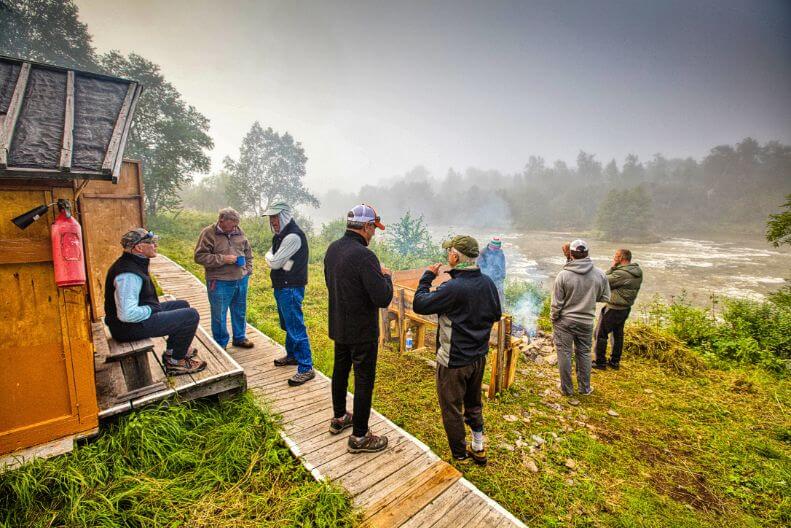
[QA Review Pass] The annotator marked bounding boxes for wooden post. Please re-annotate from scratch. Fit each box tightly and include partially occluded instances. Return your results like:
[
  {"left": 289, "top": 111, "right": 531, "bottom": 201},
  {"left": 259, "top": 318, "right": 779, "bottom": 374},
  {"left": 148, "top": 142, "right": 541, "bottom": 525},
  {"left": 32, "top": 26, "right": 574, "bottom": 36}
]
[
  {"left": 398, "top": 288, "right": 406, "bottom": 353},
  {"left": 415, "top": 323, "right": 426, "bottom": 349},
  {"left": 378, "top": 308, "right": 386, "bottom": 350},
  {"left": 497, "top": 317, "right": 507, "bottom": 392},
  {"left": 488, "top": 317, "right": 507, "bottom": 398}
]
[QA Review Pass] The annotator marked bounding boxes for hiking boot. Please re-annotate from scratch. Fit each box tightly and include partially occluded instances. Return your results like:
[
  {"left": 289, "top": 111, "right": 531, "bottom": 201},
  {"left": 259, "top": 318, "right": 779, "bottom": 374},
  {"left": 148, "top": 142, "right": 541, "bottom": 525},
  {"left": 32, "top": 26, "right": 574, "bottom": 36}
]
[
  {"left": 274, "top": 355, "right": 298, "bottom": 367},
  {"left": 608, "top": 362, "right": 620, "bottom": 370},
  {"left": 329, "top": 413, "right": 354, "bottom": 434},
  {"left": 592, "top": 363, "right": 607, "bottom": 371},
  {"left": 163, "top": 347, "right": 198, "bottom": 361},
  {"left": 348, "top": 431, "right": 388, "bottom": 453},
  {"left": 164, "top": 356, "right": 207, "bottom": 376},
  {"left": 287, "top": 369, "right": 315, "bottom": 386},
  {"left": 467, "top": 446, "right": 488, "bottom": 466},
  {"left": 232, "top": 338, "right": 255, "bottom": 348},
  {"left": 580, "top": 387, "right": 595, "bottom": 396}
]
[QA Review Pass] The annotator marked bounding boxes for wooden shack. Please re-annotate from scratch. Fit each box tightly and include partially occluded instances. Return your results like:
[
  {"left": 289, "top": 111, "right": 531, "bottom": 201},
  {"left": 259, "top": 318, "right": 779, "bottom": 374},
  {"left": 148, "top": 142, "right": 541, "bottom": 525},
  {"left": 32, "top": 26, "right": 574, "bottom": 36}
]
[
  {"left": 0, "top": 56, "right": 143, "bottom": 457},
  {"left": 1, "top": 56, "right": 245, "bottom": 464}
]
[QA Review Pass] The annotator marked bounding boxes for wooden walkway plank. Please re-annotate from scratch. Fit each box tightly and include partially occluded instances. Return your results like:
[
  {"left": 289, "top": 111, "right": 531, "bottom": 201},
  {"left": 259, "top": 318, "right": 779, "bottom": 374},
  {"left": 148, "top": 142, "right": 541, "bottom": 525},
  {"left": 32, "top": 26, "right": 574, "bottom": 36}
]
[
  {"left": 148, "top": 254, "right": 527, "bottom": 528},
  {"left": 399, "top": 483, "right": 470, "bottom": 528},
  {"left": 362, "top": 459, "right": 462, "bottom": 527}
]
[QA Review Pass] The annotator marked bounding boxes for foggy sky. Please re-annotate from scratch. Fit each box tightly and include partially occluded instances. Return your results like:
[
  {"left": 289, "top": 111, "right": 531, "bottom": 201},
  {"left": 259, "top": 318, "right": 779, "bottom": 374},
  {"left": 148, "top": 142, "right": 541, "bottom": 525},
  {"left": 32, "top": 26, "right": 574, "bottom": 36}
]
[{"left": 76, "top": 0, "right": 791, "bottom": 192}]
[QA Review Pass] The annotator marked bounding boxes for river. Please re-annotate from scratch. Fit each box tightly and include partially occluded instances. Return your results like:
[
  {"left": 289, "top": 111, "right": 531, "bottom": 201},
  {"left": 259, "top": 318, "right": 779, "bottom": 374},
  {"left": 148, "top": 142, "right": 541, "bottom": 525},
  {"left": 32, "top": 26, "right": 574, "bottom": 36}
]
[{"left": 432, "top": 228, "right": 789, "bottom": 307}]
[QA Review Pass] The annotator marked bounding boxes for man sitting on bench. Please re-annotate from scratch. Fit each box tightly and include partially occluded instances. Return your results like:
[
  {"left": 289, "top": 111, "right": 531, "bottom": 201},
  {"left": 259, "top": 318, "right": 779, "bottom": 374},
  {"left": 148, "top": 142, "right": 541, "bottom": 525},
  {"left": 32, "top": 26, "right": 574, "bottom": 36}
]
[{"left": 104, "top": 228, "right": 206, "bottom": 375}]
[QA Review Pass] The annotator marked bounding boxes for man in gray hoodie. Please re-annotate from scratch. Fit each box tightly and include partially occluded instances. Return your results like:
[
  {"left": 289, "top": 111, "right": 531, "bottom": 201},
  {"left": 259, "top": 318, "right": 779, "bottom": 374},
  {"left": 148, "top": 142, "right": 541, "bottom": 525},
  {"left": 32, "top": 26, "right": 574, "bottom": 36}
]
[{"left": 551, "top": 239, "right": 610, "bottom": 396}]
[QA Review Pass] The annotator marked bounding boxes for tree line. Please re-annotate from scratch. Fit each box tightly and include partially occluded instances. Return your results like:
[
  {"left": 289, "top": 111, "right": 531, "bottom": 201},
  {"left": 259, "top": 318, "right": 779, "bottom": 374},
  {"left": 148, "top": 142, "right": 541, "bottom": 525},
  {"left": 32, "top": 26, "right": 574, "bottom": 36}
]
[{"left": 305, "top": 138, "right": 790, "bottom": 240}]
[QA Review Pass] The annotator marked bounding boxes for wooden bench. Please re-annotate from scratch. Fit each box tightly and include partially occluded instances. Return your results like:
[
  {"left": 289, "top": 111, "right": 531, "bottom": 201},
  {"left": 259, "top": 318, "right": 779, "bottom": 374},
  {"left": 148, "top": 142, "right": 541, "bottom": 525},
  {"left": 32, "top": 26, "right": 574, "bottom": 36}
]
[{"left": 104, "top": 331, "right": 166, "bottom": 402}]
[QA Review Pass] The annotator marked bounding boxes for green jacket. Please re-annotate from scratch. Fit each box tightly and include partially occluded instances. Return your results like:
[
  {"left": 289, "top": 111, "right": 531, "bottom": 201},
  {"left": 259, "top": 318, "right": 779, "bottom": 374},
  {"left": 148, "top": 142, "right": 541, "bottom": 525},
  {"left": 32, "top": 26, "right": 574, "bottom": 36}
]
[{"left": 606, "top": 263, "right": 643, "bottom": 309}]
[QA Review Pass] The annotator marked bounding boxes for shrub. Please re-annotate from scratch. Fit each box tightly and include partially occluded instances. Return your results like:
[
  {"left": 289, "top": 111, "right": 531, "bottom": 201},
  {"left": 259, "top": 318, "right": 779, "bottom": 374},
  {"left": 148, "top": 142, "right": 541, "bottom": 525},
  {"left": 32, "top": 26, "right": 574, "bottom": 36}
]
[
  {"left": 643, "top": 294, "right": 790, "bottom": 375},
  {"left": 624, "top": 323, "right": 707, "bottom": 375}
]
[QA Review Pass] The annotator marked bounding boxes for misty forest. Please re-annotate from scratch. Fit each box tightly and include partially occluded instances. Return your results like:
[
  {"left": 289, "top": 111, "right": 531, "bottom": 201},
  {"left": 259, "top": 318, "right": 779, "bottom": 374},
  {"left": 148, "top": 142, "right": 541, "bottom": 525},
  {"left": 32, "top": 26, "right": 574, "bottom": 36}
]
[{"left": 1, "top": 1, "right": 790, "bottom": 528}]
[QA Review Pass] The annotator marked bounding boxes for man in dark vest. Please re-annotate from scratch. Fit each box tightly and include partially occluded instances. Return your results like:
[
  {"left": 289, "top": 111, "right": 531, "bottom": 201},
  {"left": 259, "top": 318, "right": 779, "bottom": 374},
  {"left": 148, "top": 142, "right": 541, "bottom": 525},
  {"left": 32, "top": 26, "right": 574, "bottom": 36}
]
[
  {"left": 104, "top": 228, "right": 205, "bottom": 376},
  {"left": 264, "top": 202, "right": 315, "bottom": 386}
]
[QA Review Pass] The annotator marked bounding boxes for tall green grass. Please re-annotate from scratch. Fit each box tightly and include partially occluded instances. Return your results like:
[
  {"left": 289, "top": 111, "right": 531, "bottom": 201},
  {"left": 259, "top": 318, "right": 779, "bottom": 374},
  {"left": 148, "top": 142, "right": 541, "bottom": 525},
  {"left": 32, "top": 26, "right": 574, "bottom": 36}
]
[{"left": 0, "top": 394, "right": 357, "bottom": 527}]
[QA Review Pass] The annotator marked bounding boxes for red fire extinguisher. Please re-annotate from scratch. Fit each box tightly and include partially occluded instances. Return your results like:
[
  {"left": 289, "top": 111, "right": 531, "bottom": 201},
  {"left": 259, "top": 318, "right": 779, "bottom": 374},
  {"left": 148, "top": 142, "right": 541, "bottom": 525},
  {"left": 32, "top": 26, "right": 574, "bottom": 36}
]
[{"left": 51, "top": 200, "right": 86, "bottom": 287}]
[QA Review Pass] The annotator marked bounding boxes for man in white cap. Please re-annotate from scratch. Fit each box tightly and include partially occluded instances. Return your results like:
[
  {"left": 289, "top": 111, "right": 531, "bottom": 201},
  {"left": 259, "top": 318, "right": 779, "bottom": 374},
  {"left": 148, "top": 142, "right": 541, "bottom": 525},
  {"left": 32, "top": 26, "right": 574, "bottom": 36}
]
[
  {"left": 550, "top": 239, "right": 610, "bottom": 396},
  {"left": 324, "top": 204, "right": 393, "bottom": 453},
  {"left": 263, "top": 202, "right": 315, "bottom": 386}
]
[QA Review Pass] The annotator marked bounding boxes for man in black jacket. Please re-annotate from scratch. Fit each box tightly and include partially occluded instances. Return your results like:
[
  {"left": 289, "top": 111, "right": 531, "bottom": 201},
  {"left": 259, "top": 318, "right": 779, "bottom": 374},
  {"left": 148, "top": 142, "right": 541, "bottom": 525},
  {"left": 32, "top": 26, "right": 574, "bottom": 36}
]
[
  {"left": 324, "top": 204, "right": 393, "bottom": 453},
  {"left": 413, "top": 235, "right": 502, "bottom": 465}
]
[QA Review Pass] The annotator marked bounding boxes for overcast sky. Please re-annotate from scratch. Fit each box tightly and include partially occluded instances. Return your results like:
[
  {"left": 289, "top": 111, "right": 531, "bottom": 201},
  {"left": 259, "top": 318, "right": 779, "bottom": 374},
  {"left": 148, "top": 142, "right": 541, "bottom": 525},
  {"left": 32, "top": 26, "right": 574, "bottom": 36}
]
[{"left": 76, "top": 0, "right": 791, "bottom": 191}]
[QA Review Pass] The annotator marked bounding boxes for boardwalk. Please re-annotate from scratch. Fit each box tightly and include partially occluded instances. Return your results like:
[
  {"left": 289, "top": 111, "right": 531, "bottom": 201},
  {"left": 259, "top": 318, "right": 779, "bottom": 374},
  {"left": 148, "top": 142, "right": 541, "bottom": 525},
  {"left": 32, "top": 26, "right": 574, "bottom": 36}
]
[{"left": 150, "top": 255, "right": 526, "bottom": 528}]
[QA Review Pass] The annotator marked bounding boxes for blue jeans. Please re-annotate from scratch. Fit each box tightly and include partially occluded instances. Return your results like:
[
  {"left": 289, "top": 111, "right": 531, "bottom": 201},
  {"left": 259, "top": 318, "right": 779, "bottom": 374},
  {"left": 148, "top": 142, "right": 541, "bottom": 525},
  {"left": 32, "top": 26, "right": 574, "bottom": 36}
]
[
  {"left": 274, "top": 287, "right": 313, "bottom": 373},
  {"left": 207, "top": 275, "right": 249, "bottom": 348}
]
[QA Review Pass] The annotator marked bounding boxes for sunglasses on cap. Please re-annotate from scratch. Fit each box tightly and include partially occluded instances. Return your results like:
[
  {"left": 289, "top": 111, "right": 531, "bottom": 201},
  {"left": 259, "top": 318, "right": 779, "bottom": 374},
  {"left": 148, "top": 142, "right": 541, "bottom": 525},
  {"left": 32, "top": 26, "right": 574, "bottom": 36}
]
[{"left": 138, "top": 231, "right": 158, "bottom": 244}]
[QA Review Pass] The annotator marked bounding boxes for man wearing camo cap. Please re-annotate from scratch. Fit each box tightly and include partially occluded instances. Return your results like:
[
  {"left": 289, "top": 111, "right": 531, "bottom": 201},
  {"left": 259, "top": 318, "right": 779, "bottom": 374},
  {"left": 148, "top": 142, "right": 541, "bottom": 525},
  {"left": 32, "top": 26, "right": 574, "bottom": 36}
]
[{"left": 104, "top": 228, "right": 205, "bottom": 375}]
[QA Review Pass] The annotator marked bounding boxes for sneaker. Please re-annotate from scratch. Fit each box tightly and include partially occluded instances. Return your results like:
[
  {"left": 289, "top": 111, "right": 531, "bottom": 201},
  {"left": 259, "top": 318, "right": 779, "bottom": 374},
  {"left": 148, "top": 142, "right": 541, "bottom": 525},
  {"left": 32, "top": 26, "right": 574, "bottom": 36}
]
[
  {"left": 580, "top": 387, "right": 594, "bottom": 396},
  {"left": 608, "top": 362, "right": 620, "bottom": 370},
  {"left": 348, "top": 430, "right": 388, "bottom": 453},
  {"left": 329, "top": 413, "right": 354, "bottom": 434},
  {"left": 467, "top": 446, "right": 488, "bottom": 466},
  {"left": 274, "top": 355, "right": 298, "bottom": 367},
  {"left": 232, "top": 338, "right": 255, "bottom": 348},
  {"left": 287, "top": 369, "right": 315, "bottom": 386},
  {"left": 453, "top": 452, "right": 471, "bottom": 464},
  {"left": 163, "top": 347, "right": 198, "bottom": 360},
  {"left": 592, "top": 363, "right": 607, "bottom": 371},
  {"left": 164, "top": 356, "right": 207, "bottom": 376}
]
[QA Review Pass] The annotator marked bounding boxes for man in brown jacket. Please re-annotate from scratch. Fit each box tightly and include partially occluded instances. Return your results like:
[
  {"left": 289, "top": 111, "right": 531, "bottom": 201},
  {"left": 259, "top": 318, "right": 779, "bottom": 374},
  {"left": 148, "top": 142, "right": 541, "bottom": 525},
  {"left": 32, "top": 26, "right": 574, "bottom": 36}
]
[{"left": 194, "top": 208, "right": 254, "bottom": 349}]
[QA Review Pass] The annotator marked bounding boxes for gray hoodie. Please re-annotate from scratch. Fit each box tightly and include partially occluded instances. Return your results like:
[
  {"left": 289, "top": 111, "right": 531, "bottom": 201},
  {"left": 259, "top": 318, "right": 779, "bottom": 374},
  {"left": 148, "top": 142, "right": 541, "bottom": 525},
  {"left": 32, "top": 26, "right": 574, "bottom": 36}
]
[{"left": 551, "top": 257, "right": 610, "bottom": 326}]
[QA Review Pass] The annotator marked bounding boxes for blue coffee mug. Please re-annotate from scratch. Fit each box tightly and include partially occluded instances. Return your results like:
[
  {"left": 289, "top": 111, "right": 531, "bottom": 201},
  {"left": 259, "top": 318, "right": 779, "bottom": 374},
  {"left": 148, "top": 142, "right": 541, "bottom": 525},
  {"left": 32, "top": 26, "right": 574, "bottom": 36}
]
[{"left": 236, "top": 255, "right": 246, "bottom": 267}]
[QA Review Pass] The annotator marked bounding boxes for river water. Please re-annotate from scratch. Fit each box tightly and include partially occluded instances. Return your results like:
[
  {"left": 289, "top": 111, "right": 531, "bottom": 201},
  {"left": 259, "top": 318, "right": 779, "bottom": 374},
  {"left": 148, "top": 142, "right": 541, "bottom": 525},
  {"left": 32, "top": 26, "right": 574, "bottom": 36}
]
[{"left": 432, "top": 228, "right": 789, "bottom": 307}]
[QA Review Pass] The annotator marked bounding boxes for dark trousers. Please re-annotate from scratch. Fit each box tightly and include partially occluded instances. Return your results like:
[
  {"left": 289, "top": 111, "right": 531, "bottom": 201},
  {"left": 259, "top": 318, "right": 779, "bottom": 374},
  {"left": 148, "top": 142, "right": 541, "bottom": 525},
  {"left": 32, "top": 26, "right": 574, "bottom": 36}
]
[
  {"left": 332, "top": 341, "right": 378, "bottom": 438},
  {"left": 595, "top": 307, "right": 631, "bottom": 366},
  {"left": 436, "top": 356, "right": 486, "bottom": 459},
  {"left": 109, "top": 300, "right": 200, "bottom": 360}
]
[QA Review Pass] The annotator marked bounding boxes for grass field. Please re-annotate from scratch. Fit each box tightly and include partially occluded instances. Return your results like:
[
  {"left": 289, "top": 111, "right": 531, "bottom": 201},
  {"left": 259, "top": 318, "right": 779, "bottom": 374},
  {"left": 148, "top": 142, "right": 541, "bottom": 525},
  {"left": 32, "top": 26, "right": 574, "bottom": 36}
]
[
  {"left": 149, "top": 213, "right": 790, "bottom": 528},
  {"left": 0, "top": 393, "right": 357, "bottom": 527}
]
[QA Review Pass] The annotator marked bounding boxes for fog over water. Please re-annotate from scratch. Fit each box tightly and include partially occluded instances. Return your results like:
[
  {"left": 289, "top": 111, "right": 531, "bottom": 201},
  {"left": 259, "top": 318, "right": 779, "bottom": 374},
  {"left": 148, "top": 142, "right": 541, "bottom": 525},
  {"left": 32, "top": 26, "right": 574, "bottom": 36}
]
[{"left": 430, "top": 227, "right": 790, "bottom": 306}]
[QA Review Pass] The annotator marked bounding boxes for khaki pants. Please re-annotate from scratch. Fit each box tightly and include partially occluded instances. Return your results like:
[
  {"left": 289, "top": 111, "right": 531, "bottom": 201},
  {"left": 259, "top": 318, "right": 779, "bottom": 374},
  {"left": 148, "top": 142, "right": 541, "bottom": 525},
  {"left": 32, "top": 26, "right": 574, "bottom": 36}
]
[{"left": 436, "top": 356, "right": 486, "bottom": 458}]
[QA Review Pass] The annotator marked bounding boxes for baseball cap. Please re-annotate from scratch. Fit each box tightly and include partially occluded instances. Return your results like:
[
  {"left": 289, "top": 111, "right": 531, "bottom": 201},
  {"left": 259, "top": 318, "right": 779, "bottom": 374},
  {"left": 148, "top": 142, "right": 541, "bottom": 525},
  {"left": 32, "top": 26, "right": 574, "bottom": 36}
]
[
  {"left": 570, "top": 239, "right": 588, "bottom": 252},
  {"left": 121, "top": 228, "right": 159, "bottom": 248},
  {"left": 442, "top": 235, "right": 480, "bottom": 258},
  {"left": 347, "top": 204, "right": 385, "bottom": 230},
  {"left": 262, "top": 201, "right": 292, "bottom": 216}
]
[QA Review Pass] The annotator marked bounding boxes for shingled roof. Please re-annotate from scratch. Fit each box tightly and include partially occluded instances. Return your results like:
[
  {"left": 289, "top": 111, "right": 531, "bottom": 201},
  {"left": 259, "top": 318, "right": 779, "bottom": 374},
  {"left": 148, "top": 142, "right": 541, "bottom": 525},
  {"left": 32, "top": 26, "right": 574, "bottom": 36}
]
[{"left": 0, "top": 55, "right": 142, "bottom": 183}]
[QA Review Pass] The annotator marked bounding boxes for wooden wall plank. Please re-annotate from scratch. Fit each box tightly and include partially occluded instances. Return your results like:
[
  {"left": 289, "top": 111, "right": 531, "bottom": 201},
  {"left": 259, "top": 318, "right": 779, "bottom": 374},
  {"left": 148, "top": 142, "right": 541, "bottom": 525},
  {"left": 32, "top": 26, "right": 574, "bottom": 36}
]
[
  {"left": 101, "top": 83, "right": 136, "bottom": 175},
  {"left": 0, "top": 238, "right": 51, "bottom": 264},
  {"left": 111, "top": 84, "right": 141, "bottom": 182},
  {"left": 58, "top": 71, "right": 74, "bottom": 171},
  {"left": 0, "top": 63, "right": 31, "bottom": 169}
]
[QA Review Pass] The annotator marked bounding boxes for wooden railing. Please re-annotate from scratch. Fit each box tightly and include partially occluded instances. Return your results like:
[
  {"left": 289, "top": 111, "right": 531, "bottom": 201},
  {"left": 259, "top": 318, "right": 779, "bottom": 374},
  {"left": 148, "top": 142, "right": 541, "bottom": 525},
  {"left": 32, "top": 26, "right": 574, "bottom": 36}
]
[{"left": 380, "top": 272, "right": 519, "bottom": 397}]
